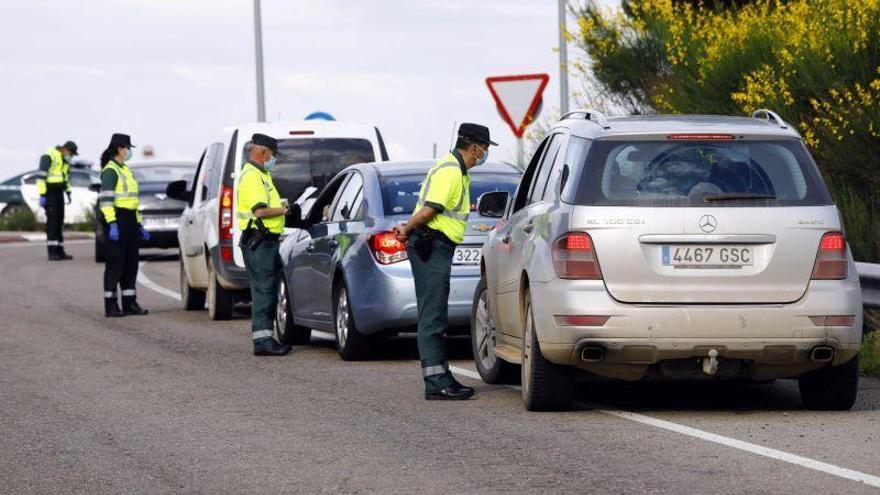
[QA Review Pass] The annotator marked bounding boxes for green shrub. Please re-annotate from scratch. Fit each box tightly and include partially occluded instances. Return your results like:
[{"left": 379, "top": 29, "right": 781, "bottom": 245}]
[
  {"left": 861, "top": 330, "right": 880, "bottom": 376},
  {"left": 0, "top": 208, "right": 39, "bottom": 231}
]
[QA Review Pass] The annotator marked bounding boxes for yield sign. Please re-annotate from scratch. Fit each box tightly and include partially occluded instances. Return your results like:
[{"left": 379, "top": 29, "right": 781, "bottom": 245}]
[{"left": 485, "top": 73, "right": 549, "bottom": 138}]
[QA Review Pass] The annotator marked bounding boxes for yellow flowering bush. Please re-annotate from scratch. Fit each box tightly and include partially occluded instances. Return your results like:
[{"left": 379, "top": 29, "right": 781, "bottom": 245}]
[{"left": 574, "top": 0, "right": 880, "bottom": 260}]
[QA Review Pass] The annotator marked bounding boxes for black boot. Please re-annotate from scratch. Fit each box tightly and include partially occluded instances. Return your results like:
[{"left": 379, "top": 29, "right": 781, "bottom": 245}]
[
  {"left": 122, "top": 296, "right": 149, "bottom": 316},
  {"left": 105, "top": 298, "right": 124, "bottom": 318},
  {"left": 253, "top": 339, "right": 292, "bottom": 356},
  {"left": 48, "top": 246, "right": 61, "bottom": 261},
  {"left": 57, "top": 248, "right": 73, "bottom": 260}
]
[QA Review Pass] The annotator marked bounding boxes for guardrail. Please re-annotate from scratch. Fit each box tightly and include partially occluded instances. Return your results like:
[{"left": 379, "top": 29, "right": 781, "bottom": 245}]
[{"left": 857, "top": 262, "right": 880, "bottom": 308}]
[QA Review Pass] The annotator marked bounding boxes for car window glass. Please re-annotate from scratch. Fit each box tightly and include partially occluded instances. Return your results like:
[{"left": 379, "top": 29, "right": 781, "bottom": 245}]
[
  {"left": 310, "top": 174, "right": 348, "bottom": 224},
  {"left": 528, "top": 134, "right": 562, "bottom": 204},
  {"left": 190, "top": 149, "right": 206, "bottom": 205},
  {"left": 512, "top": 138, "right": 549, "bottom": 213},
  {"left": 69, "top": 172, "right": 92, "bottom": 187},
  {"left": 23, "top": 174, "right": 41, "bottom": 185},
  {"left": 202, "top": 143, "right": 224, "bottom": 200},
  {"left": 559, "top": 137, "right": 591, "bottom": 201},
  {"left": 380, "top": 173, "right": 520, "bottom": 215},
  {"left": 331, "top": 172, "right": 364, "bottom": 222}
]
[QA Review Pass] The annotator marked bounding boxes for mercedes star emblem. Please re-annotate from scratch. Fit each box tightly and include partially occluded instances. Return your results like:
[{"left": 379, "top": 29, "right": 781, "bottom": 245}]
[{"left": 699, "top": 214, "right": 718, "bottom": 233}]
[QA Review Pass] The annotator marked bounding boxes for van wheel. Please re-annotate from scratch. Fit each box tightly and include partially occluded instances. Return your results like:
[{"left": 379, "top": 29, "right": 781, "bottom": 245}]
[
  {"left": 334, "top": 284, "right": 369, "bottom": 361},
  {"left": 207, "top": 258, "right": 234, "bottom": 320},
  {"left": 94, "top": 237, "right": 106, "bottom": 263},
  {"left": 798, "top": 354, "right": 859, "bottom": 411},
  {"left": 472, "top": 276, "right": 517, "bottom": 384},
  {"left": 180, "top": 254, "right": 206, "bottom": 310},
  {"left": 275, "top": 275, "right": 311, "bottom": 345},
  {"left": 521, "top": 289, "right": 573, "bottom": 411}
]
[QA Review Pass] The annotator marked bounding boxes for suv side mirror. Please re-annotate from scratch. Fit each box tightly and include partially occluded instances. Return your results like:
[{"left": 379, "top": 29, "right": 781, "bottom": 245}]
[
  {"left": 166, "top": 180, "right": 191, "bottom": 202},
  {"left": 477, "top": 191, "right": 509, "bottom": 218}
]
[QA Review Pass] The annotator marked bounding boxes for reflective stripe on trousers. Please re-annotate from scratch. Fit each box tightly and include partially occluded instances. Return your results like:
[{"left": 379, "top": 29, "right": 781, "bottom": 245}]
[
  {"left": 422, "top": 362, "right": 449, "bottom": 378},
  {"left": 252, "top": 329, "right": 273, "bottom": 340}
]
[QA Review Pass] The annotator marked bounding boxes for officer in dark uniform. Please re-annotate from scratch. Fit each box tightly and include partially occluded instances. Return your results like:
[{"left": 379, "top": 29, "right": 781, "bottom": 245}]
[
  {"left": 98, "top": 133, "right": 150, "bottom": 317},
  {"left": 393, "top": 123, "right": 496, "bottom": 400},
  {"left": 38, "top": 140, "right": 78, "bottom": 260}
]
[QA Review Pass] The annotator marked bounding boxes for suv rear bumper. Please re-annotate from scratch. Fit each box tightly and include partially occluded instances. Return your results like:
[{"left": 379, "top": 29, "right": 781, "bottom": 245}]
[
  {"left": 209, "top": 244, "right": 250, "bottom": 291},
  {"left": 529, "top": 278, "right": 862, "bottom": 380}
]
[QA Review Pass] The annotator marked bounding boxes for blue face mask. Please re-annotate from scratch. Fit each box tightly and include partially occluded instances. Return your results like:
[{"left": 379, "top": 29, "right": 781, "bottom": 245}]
[
  {"left": 475, "top": 146, "right": 488, "bottom": 166},
  {"left": 124, "top": 148, "right": 133, "bottom": 161},
  {"left": 264, "top": 156, "right": 277, "bottom": 171}
]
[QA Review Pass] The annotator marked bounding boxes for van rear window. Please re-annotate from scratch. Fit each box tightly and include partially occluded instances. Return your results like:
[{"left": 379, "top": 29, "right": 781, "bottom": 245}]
[
  {"left": 243, "top": 138, "right": 375, "bottom": 202},
  {"left": 570, "top": 138, "right": 832, "bottom": 207}
]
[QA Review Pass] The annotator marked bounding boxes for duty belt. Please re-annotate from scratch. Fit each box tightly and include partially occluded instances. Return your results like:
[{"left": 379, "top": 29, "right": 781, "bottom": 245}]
[{"left": 415, "top": 226, "right": 456, "bottom": 247}]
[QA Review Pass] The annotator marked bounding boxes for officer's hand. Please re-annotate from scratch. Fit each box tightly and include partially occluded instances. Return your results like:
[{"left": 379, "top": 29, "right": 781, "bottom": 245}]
[
  {"left": 39, "top": 196, "right": 47, "bottom": 208},
  {"left": 139, "top": 225, "right": 151, "bottom": 241},
  {"left": 65, "top": 192, "right": 72, "bottom": 205},
  {"left": 393, "top": 224, "right": 409, "bottom": 243},
  {"left": 108, "top": 222, "right": 120, "bottom": 242}
]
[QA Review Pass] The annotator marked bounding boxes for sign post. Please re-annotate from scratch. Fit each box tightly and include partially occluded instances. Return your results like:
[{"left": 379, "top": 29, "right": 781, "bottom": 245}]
[{"left": 485, "top": 74, "right": 550, "bottom": 167}]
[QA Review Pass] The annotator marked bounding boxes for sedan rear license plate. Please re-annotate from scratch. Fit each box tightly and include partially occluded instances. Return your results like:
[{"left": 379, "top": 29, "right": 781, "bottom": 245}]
[
  {"left": 453, "top": 246, "right": 481, "bottom": 265},
  {"left": 662, "top": 245, "right": 753, "bottom": 268},
  {"left": 142, "top": 216, "right": 180, "bottom": 230}
]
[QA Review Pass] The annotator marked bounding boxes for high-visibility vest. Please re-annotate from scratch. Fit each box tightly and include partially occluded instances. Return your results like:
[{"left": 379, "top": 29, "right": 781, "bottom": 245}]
[
  {"left": 414, "top": 152, "right": 470, "bottom": 244},
  {"left": 99, "top": 160, "right": 140, "bottom": 223},
  {"left": 236, "top": 162, "right": 284, "bottom": 234},
  {"left": 37, "top": 147, "right": 70, "bottom": 195}
]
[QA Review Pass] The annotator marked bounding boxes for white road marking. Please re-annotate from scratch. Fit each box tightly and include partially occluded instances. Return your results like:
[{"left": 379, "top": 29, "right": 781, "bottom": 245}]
[
  {"left": 0, "top": 239, "right": 92, "bottom": 250},
  {"left": 135, "top": 269, "right": 880, "bottom": 490},
  {"left": 137, "top": 262, "right": 182, "bottom": 301},
  {"left": 21, "top": 233, "right": 47, "bottom": 241}
]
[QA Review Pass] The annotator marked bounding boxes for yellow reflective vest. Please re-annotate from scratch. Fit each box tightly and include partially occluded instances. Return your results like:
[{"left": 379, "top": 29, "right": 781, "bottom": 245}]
[
  {"left": 414, "top": 152, "right": 471, "bottom": 244},
  {"left": 99, "top": 160, "right": 140, "bottom": 223},
  {"left": 37, "top": 147, "right": 70, "bottom": 195},
  {"left": 236, "top": 162, "right": 284, "bottom": 234}
]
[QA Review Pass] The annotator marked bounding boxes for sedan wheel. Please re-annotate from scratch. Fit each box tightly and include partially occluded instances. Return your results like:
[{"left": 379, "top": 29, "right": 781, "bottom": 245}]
[
  {"left": 274, "top": 275, "right": 311, "bottom": 345},
  {"left": 334, "top": 284, "right": 369, "bottom": 361}
]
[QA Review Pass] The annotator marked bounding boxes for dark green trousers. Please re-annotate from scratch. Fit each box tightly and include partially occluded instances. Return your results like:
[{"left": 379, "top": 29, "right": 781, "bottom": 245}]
[
  {"left": 243, "top": 238, "right": 280, "bottom": 346},
  {"left": 407, "top": 232, "right": 456, "bottom": 393}
]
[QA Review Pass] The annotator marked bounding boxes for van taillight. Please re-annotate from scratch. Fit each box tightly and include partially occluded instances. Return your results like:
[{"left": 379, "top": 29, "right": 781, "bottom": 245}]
[
  {"left": 552, "top": 232, "right": 602, "bottom": 280},
  {"left": 370, "top": 231, "right": 408, "bottom": 265},
  {"left": 219, "top": 185, "right": 234, "bottom": 262},
  {"left": 811, "top": 232, "right": 847, "bottom": 280}
]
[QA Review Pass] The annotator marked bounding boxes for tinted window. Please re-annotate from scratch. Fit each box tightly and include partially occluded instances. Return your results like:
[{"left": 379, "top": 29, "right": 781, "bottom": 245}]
[
  {"left": 513, "top": 137, "right": 549, "bottom": 213},
  {"left": 331, "top": 172, "right": 364, "bottom": 222},
  {"left": 23, "top": 174, "right": 42, "bottom": 185},
  {"left": 69, "top": 172, "right": 93, "bottom": 187},
  {"left": 243, "top": 138, "right": 375, "bottom": 204},
  {"left": 204, "top": 143, "right": 225, "bottom": 200},
  {"left": 528, "top": 134, "right": 563, "bottom": 204},
  {"left": 133, "top": 166, "right": 194, "bottom": 186},
  {"left": 380, "top": 173, "right": 521, "bottom": 215},
  {"left": 572, "top": 139, "right": 832, "bottom": 207}
]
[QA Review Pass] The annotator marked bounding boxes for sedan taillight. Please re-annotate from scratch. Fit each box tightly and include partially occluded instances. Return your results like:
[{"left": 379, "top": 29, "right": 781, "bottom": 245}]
[
  {"left": 370, "top": 231, "right": 408, "bottom": 265},
  {"left": 811, "top": 232, "right": 847, "bottom": 280},
  {"left": 552, "top": 232, "right": 602, "bottom": 280}
]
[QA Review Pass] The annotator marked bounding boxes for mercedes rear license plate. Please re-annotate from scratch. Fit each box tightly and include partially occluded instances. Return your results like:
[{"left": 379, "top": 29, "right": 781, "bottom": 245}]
[
  {"left": 662, "top": 245, "right": 753, "bottom": 268},
  {"left": 453, "top": 246, "right": 481, "bottom": 265}
]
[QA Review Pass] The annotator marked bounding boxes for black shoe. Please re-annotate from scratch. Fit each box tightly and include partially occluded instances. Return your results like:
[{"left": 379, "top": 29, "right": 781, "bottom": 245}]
[
  {"left": 48, "top": 254, "right": 62, "bottom": 261},
  {"left": 253, "top": 339, "right": 292, "bottom": 356},
  {"left": 105, "top": 305, "right": 124, "bottom": 318},
  {"left": 58, "top": 252, "right": 73, "bottom": 260},
  {"left": 425, "top": 382, "right": 475, "bottom": 401},
  {"left": 123, "top": 302, "right": 149, "bottom": 316}
]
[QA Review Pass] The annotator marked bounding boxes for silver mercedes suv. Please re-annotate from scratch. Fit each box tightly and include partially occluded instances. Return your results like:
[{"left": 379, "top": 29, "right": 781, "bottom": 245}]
[{"left": 472, "top": 110, "right": 863, "bottom": 412}]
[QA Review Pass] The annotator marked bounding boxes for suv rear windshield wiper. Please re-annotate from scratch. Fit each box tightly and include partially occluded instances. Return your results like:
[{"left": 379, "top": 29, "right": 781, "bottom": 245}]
[{"left": 703, "top": 193, "right": 777, "bottom": 202}]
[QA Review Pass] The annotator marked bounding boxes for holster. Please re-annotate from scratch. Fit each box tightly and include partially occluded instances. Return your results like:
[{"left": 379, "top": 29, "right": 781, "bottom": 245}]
[{"left": 240, "top": 218, "right": 270, "bottom": 251}]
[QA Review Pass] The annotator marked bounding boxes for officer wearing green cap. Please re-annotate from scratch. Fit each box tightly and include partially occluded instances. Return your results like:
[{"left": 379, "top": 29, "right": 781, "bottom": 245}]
[
  {"left": 393, "top": 123, "right": 497, "bottom": 400},
  {"left": 238, "top": 133, "right": 295, "bottom": 356},
  {"left": 37, "top": 140, "right": 78, "bottom": 260}
]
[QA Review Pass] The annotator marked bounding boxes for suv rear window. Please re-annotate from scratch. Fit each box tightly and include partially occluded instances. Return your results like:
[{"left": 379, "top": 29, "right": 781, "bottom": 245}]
[
  {"left": 570, "top": 138, "right": 832, "bottom": 207},
  {"left": 243, "top": 138, "right": 375, "bottom": 202},
  {"left": 380, "top": 173, "right": 520, "bottom": 215}
]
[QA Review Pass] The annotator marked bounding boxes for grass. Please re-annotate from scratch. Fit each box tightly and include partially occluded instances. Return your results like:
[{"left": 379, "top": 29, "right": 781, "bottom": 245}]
[
  {"left": 0, "top": 208, "right": 39, "bottom": 231},
  {"left": 861, "top": 330, "right": 880, "bottom": 376}
]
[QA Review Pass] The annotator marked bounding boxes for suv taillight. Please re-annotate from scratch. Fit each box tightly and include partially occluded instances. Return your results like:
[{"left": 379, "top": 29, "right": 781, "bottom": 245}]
[
  {"left": 370, "top": 231, "right": 408, "bottom": 265},
  {"left": 219, "top": 185, "right": 234, "bottom": 262},
  {"left": 552, "top": 232, "right": 602, "bottom": 280},
  {"left": 811, "top": 232, "right": 847, "bottom": 280}
]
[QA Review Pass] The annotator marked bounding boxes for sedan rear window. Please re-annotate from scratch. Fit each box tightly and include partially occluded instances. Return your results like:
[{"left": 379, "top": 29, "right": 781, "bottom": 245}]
[
  {"left": 570, "top": 138, "right": 832, "bottom": 207},
  {"left": 381, "top": 173, "right": 520, "bottom": 215}
]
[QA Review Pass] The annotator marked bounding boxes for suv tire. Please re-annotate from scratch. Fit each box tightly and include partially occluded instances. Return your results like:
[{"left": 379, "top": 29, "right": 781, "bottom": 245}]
[
  {"left": 798, "top": 354, "right": 859, "bottom": 411},
  {"left": 521, "top": 289, "right": 573, "bottom": 411},
  {"left": 207, "top": 257, "right": 234, "bottom": 320},
  {"left": 472, "top": 276, "right": 517, "bottom": 384},
  {"left": 180, "top": 254, "right": 206, "bottom": 311},
  {"left": 334, "top": 284, "right": 369, "bottom": 361},
  {"left": 275, "top": 275, "right": 311, "bottom": 345}
]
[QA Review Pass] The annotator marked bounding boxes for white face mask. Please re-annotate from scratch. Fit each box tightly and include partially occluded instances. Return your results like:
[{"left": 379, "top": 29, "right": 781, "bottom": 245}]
[
  {"left": 475, "top": 146, "right": 488, "bottom": 166},
  {"left": 124, "top": 148, "right": 133, "bottom": 161}
]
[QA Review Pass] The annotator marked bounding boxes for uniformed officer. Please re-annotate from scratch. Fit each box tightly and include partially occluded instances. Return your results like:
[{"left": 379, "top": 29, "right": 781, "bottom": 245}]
[
  {"left": 37, "top": 140, "right": 78, "bottom": 260},
  {"left": 237, "top": 133, "right": 292, "bottom": 356},
  {"left": 393, "top": 123, "right": 497, "bottom": 400},
  {"left": 98, "top": 133, "right": 150, "bottom": 318}
]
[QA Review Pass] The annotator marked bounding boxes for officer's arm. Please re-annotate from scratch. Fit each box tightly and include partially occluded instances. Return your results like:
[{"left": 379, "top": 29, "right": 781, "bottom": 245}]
[
  {"left": 401, "top": 205, "right": 439, "bottom": 234},
  {"left": 99, "top": 168, "right": 118, "bottom": 223},
  {"left": 37, "top": 154, "right": 50, "bottom": 196}
]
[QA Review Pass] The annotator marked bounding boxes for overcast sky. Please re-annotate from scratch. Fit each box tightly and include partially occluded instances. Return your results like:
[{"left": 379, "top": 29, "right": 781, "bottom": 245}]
[{"left": 0, "top": 0, "right": 618, "bottom": 178}]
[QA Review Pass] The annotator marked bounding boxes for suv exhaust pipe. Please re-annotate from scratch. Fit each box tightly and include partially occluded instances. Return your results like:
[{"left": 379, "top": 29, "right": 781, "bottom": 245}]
[
  {"left": 811, "top": 346, "right": 835, "bottom": 362},
  {"left": 580, "top": 346, "right": 605, "bottom": 362}
]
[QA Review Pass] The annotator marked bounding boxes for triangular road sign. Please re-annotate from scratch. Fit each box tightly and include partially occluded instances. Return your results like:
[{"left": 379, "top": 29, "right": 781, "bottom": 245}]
[{"left": 485, "top": 74, "right": 550, "bottom": 138}]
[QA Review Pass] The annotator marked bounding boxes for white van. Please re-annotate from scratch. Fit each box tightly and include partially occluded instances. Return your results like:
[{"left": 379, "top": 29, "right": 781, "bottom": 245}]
[{"left": 167, "top": 121, "right": 388, "bottom": 319}]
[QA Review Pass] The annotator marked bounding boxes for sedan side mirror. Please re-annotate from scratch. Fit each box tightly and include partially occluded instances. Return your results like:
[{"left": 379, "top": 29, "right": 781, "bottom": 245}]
[
  {"left": 477, "top": 191, "right": 509, "bottom": 218},
  {"left": 166, "top": 180, "right": 191, "bottom": 202}
]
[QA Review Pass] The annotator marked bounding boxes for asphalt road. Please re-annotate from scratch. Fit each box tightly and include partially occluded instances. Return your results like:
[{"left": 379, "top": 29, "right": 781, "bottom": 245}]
[{"left": 1, "top": 240, "right": 879, "bottom": 494}]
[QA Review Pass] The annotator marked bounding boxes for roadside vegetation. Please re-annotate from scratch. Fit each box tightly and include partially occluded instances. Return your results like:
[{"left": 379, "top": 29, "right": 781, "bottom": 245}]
[{"left": 0, "top": 207, "right": 93, "bottom": 232}]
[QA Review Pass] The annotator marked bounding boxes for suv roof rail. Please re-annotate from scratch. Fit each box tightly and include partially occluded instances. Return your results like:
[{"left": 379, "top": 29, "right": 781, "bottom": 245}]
[
  {"left": 561, "top": 108, "right": 611, "bottom": 129},
  {"left": 751, "top": 109, "right": 789, "bottom": 129}
]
